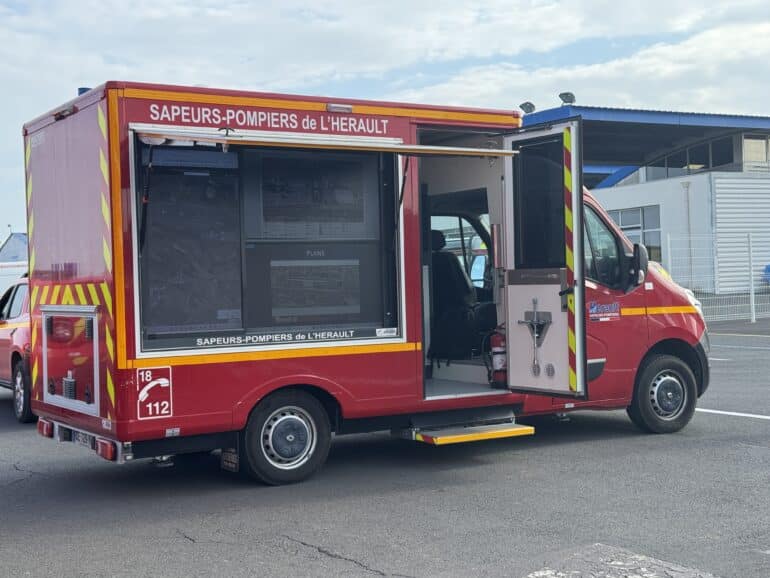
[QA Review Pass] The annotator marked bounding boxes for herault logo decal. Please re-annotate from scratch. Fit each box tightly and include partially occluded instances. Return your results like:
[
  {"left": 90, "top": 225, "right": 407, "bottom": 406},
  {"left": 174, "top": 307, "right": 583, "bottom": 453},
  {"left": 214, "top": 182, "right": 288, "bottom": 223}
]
[{"left": 589, "top": 301, "right": 620, "bottom": 321}]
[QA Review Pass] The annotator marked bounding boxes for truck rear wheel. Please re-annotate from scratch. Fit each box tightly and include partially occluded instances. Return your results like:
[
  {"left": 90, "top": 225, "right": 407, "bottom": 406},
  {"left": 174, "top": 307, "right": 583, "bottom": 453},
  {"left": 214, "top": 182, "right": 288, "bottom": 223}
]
[
  {"left": 13, "top": 360, "right": 35, "bottom": 424},
  {"left": 240, "top": 389, "right": 331, "bottom": 485},
  {"left": 628, "top": 354, "right": 697, "bottom": 434}
]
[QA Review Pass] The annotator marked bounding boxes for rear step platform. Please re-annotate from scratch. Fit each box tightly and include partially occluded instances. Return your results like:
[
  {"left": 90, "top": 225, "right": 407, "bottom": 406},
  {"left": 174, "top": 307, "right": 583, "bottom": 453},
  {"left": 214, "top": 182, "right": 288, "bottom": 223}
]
[{"left": 410, "top": 423, "right": 535, "bottom": 445}]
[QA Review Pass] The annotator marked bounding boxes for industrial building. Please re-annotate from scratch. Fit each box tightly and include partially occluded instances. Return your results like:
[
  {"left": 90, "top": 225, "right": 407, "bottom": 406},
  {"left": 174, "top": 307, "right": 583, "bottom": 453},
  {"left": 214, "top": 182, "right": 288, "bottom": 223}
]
[{"left": 525, "top": 106, "right": 770, "bottom": 319}]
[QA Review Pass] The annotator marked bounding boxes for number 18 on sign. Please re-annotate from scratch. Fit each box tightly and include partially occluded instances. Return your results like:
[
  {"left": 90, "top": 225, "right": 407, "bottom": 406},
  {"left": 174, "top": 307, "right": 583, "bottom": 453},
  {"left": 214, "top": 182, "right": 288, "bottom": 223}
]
[{"left": 136, "top": 367, "right": 173, "bottom": 420}]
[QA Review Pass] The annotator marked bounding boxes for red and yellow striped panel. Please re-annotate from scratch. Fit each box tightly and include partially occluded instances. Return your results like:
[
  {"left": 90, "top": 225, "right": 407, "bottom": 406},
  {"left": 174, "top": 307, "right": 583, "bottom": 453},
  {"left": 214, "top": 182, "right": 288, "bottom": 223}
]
[{"left": 563, "top": 127, "right": 577, "bottom": 392}]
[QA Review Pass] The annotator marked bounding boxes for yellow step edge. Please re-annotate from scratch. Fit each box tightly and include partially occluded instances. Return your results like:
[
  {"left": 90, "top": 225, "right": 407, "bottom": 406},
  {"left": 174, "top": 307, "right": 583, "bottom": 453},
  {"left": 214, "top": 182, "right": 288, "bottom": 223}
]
[{"left": 414, "top": 423, "right": 535, "bottom": 445}]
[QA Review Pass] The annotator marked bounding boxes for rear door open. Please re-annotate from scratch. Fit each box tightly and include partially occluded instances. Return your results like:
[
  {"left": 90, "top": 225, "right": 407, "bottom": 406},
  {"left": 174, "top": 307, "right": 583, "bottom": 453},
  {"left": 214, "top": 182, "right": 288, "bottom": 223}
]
[{"left": 501, "top": 119, "right": 586, "bottom": 397}]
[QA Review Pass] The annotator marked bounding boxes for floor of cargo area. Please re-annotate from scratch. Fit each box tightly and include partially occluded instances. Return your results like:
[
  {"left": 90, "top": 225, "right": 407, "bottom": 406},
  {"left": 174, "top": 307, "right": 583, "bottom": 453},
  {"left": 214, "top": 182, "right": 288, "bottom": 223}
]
[{"left": 424, "top": 378, "right": 508, "bottom": 400}]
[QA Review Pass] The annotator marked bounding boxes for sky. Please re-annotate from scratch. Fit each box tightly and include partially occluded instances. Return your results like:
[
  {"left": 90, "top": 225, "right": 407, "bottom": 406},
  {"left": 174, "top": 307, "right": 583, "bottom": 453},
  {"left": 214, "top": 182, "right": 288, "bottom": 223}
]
[{"left": 2, "top": 0, "right": 770, "bottom": 234}]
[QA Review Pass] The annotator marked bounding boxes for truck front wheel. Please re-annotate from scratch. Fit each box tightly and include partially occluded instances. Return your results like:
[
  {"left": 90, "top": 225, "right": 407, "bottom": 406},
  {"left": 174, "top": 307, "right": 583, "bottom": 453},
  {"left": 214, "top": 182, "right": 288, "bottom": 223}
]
[
  {"left": 627, "top": 354, "right": 697, "bottom": 434},
  {"left": 240, "top": 389, "right": 331, "bottom": 485}
]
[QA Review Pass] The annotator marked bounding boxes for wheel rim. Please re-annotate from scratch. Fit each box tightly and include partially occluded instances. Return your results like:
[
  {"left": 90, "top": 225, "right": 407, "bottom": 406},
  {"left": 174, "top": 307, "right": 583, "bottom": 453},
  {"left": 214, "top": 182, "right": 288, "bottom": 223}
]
[
  {"left": 260, "top": 406, "right": 317, "bottom": 470},
  {"left": 649, "top": 370, "right": 686, "bottom": 420},
  {"left": 13, "top": 369, "right": 24, "bottom": 417}
]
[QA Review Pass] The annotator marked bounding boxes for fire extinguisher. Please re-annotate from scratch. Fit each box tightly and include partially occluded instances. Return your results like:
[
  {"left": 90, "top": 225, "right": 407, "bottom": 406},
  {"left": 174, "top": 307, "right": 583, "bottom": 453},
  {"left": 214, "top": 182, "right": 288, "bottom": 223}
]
[{"left": 489, "top": 327, "right": 507, "bottom": 389}]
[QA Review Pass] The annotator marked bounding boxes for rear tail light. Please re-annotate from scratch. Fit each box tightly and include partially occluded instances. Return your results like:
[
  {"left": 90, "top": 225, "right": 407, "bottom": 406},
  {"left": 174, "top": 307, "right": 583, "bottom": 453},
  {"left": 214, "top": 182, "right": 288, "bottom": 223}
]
[
  {"left": 37, "top": 418, "right": 54, "bottom": 438},
  {"left": 96, "top": 438, "right": 117, "bottom": 461}
]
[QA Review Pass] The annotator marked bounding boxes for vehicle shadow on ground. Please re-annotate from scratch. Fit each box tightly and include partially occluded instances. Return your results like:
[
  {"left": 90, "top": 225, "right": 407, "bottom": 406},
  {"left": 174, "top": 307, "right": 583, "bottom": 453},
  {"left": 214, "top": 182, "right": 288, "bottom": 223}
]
[
  {"left": 0, "top": 391, "right": 33, "bottom": 434},
  {"left": 0, "top": 397, "right": 649, "bottom": 503}
]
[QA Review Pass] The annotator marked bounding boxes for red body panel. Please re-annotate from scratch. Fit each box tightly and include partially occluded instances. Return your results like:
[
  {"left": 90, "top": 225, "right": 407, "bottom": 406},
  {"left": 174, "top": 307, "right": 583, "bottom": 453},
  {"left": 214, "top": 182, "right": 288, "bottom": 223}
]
[
  {"left": 24, "top": 82, "right": 706, "bottom": 444},
  {"left": 0, "top": 279, "right": 30, "bottom": 383}
]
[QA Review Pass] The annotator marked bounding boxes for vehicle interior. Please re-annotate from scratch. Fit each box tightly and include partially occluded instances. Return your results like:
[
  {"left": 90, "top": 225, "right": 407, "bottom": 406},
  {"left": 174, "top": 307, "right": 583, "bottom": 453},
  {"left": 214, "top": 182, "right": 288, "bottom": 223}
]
[{"left": 418, "top": 128, "right": 509, "bottom": 399}]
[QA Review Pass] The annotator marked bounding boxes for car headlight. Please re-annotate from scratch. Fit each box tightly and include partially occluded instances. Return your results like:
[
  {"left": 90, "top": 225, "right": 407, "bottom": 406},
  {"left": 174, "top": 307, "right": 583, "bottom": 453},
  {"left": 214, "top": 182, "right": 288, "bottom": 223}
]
[{"left": 684, "top": 288, "right": 704, "bottom": 319}]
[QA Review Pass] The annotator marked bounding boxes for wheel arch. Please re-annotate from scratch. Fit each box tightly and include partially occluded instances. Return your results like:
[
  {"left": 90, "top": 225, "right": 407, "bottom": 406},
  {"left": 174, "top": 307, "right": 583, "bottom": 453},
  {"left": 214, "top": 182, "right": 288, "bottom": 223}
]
[
  {"left": 235, "top": 378, "right": 346, "bottom": 433},
  {"left": 639, "top": 338, "right": 705, "bottom": 396}
]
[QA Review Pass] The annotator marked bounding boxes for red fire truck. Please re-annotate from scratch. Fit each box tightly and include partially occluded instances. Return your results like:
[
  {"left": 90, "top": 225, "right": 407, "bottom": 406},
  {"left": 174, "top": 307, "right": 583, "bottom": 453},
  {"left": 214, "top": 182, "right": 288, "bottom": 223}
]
[{"left": 24, "top": 82, "right": 709, "bottom": 484}]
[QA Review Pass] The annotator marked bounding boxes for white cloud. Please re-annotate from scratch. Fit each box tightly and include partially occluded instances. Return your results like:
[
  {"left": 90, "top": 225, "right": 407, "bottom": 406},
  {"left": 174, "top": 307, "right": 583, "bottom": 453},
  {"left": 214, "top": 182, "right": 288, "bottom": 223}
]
[
  {"left": 0, "top": 1, "right": 768, "bottom": 231},
  {"left": 387, "top": 22, "right": 770, "bottom": 113}
]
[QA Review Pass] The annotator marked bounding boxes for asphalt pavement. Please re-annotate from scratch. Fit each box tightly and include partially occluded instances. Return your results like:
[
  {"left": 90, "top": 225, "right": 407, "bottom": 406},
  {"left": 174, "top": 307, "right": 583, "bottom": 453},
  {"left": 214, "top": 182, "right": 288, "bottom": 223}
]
[{"left": 0, "top": 326, "right": 768, "bottom": 577}]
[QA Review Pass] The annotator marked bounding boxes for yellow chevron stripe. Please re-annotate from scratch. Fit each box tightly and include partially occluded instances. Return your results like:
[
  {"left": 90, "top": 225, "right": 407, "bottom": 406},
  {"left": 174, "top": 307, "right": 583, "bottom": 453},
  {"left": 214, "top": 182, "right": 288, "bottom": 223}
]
[
  {"left": 61, "top": 285, "right": 75, "bottom": 305},
  {"left": 28, "top": 213, "right": 34, "bottom": 237},
  {"left": 564, "top": 166, "right": 572, "bottom": 192},
  {"left": 25, "top": 139, "right": 31, "bottom": 168},
  {"left": 28, "top": 249, "right": 35, "bottom": 274},
  {"left": 98, "top": 104, "right": 107, "bottom": 140},
  {"left": 75, "top": 284, "right": 87, "bottom": 305},
  {"left": 87, "top": 283, "right": 101, "bottom": 306},
  {"left": 100, "top": 283, "right": 113, "bottom": 317},
  {"left": 101, "top": 193, "right": 110, "bottom": 229},
  {"left": 40, "top": 285, "right": 49, "bottom": 306},
  {"left": 32, "top": 360, "right": 38, "bottom": 387},
  {"left": 568, "top": 327, "right": 576, "bottom": 354},
  {"left": 565, "top": 205, "right": 573, "bottom": 234},
  {"left": 102, "top": 237, "right": 112, "bottom": 273},
  {"left": 105, "top": 326, "right": 114, "bottom": 362},
  {"left": 99, "top": 149, "right": 109, "bottom": 187},
  {"left": 106, "top": 370, "right": 115, "bottom": 408},
  {"left": 30, "top": 286, "right": 39, "bottom": 310},
  {"left": 26, "top": 175, "right": 32, "bottom": 202},
  {"left": 31, "top": 322, "right": 38, "bottom": 351},
  {"left": 565, "top": 245, "right": 574, "bottom": 272},
  {"left": 569, "top": 367, "right": 577, "bottom": 390},
  {"left": 563, "top": 126, "right": 572, "bottom": 152},
  {"left": 50, "top": 285, "right": 60, "bottom": 305},
  {"left": 567, "top": 293, "right": 575, "bottom": 314}
]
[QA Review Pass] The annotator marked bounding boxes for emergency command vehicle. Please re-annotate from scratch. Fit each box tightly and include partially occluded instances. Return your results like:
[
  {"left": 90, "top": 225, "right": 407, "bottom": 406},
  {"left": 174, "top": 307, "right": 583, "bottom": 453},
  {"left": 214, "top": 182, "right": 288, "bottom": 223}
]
[{"left": 23, "top": 82, "right": 709, "bottom": 484}]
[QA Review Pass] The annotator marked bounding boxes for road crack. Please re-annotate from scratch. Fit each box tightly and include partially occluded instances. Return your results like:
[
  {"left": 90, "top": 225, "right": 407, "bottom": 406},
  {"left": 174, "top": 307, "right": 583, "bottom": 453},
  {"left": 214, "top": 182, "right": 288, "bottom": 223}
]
[
  {"left": 175, "top": 529, "right": 196, "bottom": 543},
  {"left": 281, "top": 535, "right": 387, "bottom": 576}
]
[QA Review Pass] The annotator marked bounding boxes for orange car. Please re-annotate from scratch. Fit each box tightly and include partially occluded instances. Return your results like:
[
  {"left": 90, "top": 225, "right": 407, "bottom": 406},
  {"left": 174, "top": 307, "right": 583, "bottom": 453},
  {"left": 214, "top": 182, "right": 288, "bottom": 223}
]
[{"left": 0, "top": 277, "right": 33, "bottom": 422}]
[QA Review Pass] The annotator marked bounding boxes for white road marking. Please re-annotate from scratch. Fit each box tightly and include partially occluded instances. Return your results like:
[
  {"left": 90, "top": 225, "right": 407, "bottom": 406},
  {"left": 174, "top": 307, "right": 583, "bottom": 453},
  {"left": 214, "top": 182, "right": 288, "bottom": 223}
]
[
  {"left": 711, "top": 344, "right": 770, "bottom": 350},
  {"left": 696, "top": 408, "right": 770, "bottom": 421},
  {"left": 708, "top": 357, "right": 731, "bottom": 361},
  {"left": 710, "top": 332, "right": 770, "bottom": 338}
]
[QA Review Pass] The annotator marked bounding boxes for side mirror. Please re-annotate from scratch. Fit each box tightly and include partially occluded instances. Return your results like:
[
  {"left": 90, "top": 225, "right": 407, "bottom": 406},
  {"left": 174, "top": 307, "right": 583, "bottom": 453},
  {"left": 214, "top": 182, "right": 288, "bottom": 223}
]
[{"left": 631, "top": 243, "right": 649, "bottom": 287}]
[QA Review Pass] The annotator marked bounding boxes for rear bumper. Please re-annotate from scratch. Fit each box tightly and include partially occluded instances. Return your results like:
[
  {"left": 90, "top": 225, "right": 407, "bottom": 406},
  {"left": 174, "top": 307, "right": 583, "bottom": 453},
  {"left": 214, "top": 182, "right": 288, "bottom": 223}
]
[{"left": 695, "top": 330, "right": 710, "bottom": 397}]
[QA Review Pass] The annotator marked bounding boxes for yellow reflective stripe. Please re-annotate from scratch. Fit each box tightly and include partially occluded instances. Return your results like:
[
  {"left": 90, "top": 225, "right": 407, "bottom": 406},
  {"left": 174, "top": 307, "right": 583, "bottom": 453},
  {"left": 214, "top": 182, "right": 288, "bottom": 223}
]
[
  {"left": 75, "top": 284, "right": 88, "bottom": 305},
  {"left": 28, "top": 249, "right": 35, "bottom": 274},
  {"left": 565, "top": 245, "right": 574, "bottom": 271},
  {"left": 25, "top": 139, "right": 31, "bottom": 168},
  {"left": 28, "top": 213, "right": 34, "bottom": 237},
  {"left": 26, "top": 175, "right": 32, "bottom": 202},
  {"left": 563, "top": 126, "right": 572, "bottom": 152},
  {"left": 101, "top": 194, "right": 110, "bottom": 228},
  {"left": 100, "top": 283, "right": 112, "bottom": 317},
  {"left": 105, "top": 326, "right": 115, "bottom": 362},
  {"left": 647, "top": 306, "right": 698, "bottom": 315},
  {"left": 565, "top": 205, "right": 573, "bottom": 234},
  {"left": 568, "top": 327, "right": 576, "bottom": 353},
  {"left": 106, "top": 370, "right": 115, "bottom": 408},
  {"left": 40, "top": 285, "right": 49, "bottom": 306},
  {"left": 621, "top": 306, "right": 699, "bottom": 316},
  {"left": 99, "top": 149, "right": 109, "bottom": 187},
  {"left": 569, "top": 367, "right": 577, "bottom": 390},
  {"left": 564, "top": 165, "right": 572, "bottom": 192},
  {"left": 130, "top": 341, "right": 421, "bottom": 369},
  {"left": 50, "top": 285, "right": 60, "bottom": 305},
  {"left": 61, "top": 285, "right": 75, "bottom": 305},
  {"left": 87, "top": 284, "right": 101, "bottom": 306},
  {"left": 30, "top": 286, "right": 39, "bottom": 310},
  {"left": 1, "top": 321, "right": 27, "bottom": 330},
  {"left": 98, "top": 104, "right": 108, "bottom": 140},
  {"left": 31, "top": 360, "right": 38, "bottom": 389},
  {"left": 102, "top": 238, "right": 112, "bottom": 273}
]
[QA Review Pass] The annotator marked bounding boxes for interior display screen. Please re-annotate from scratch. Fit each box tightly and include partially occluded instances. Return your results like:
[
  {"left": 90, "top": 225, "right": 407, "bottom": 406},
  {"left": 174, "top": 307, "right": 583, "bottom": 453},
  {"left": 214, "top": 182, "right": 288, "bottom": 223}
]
[{"left": 270, "top": 259, "right": 361, "bottom": 322}]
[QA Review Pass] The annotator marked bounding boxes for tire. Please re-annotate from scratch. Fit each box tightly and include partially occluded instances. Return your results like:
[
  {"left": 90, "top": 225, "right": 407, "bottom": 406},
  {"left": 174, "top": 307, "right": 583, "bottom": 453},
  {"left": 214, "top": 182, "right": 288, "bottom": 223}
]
[
  {"left": 628, "top": 354, "right": 697, "bottom": 434},
  {"left": 240, "top": 390, "right": 331, "bottom": 485},
  {"left": 12, "top": 360, "right": 35, "bottom": 424}
]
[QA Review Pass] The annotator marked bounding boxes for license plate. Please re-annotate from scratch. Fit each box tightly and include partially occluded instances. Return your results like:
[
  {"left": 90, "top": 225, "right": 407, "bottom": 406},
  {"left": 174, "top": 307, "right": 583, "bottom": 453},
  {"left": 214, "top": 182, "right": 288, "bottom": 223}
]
[{"left": 72, "top": 430, "right": 94, "bottom": 449}]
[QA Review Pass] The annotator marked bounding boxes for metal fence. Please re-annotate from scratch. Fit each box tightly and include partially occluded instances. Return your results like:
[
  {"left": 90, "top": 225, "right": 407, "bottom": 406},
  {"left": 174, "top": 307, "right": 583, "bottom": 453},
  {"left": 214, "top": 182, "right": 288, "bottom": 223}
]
[{"left": 666, "top": 232, "right": 770, "bottom": 322}]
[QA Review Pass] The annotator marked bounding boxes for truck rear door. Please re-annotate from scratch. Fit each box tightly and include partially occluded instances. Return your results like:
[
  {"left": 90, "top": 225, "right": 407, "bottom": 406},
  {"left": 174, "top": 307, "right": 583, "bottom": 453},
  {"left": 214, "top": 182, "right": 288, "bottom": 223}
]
[{"left": 501, "top": 119, "right": 587, "bottom": 397}]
